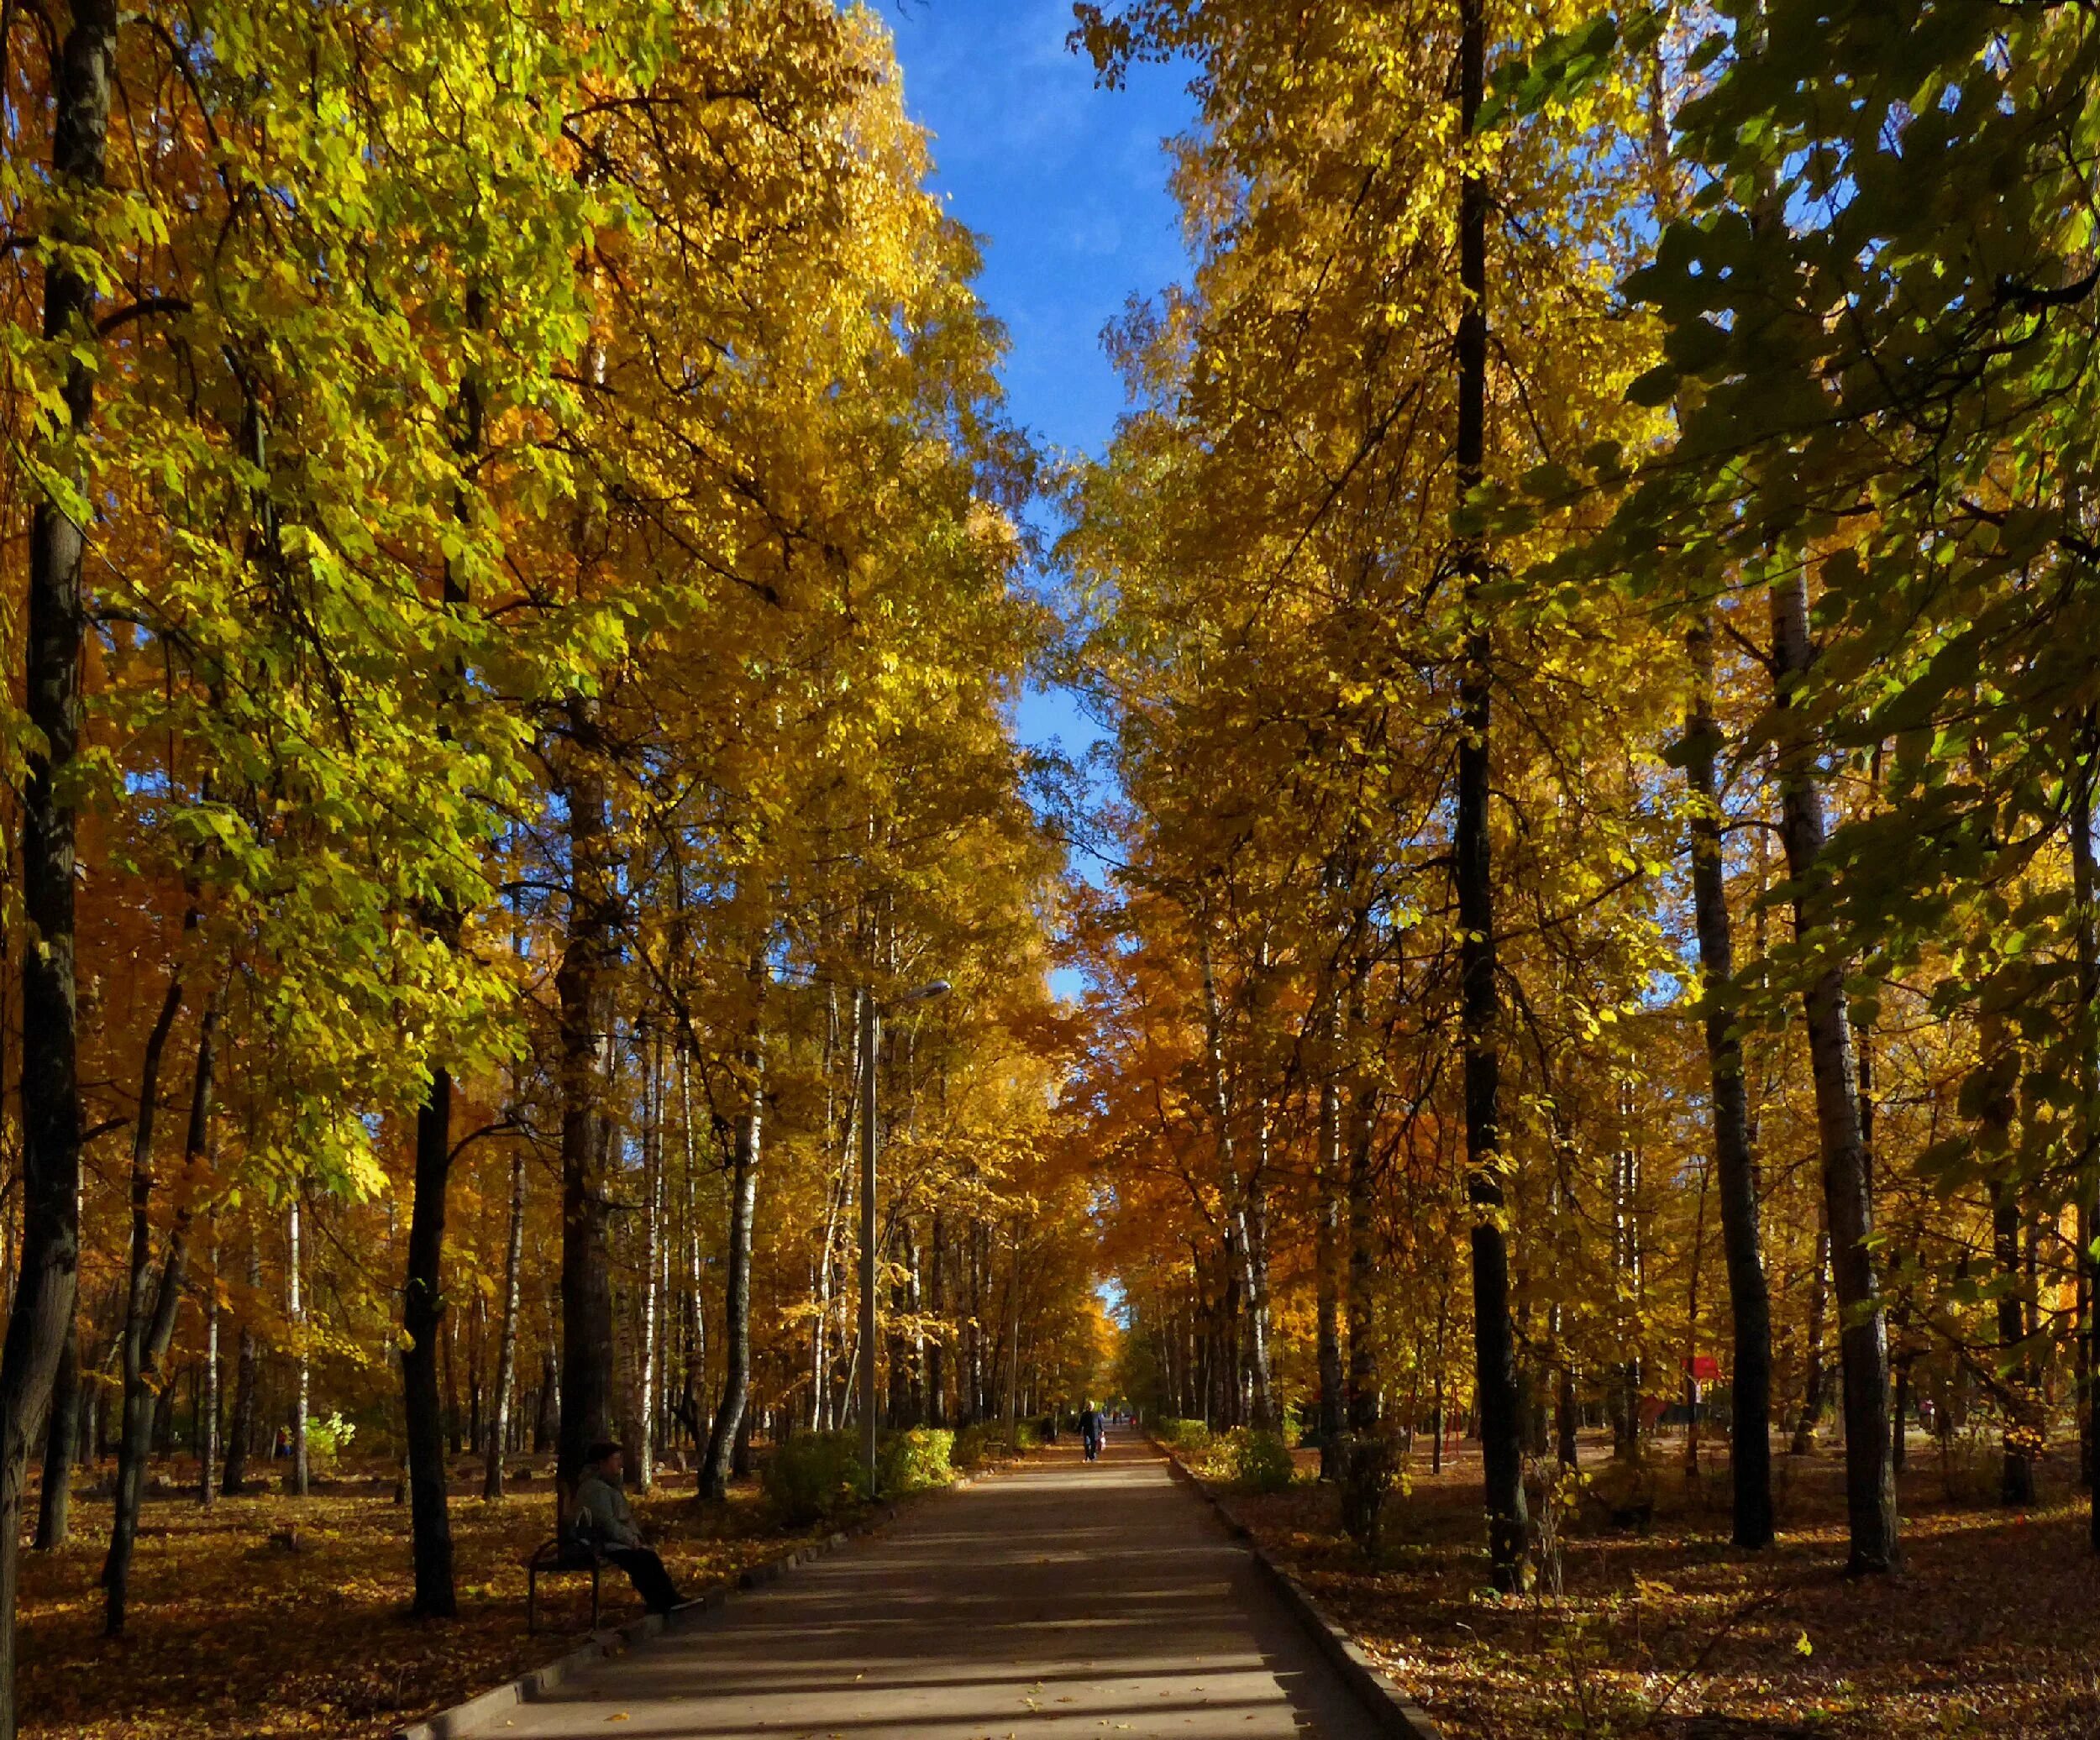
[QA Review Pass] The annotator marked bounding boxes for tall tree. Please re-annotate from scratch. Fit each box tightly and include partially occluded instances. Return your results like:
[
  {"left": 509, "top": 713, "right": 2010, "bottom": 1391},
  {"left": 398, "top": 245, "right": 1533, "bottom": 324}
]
[
  {"left": 0, "top": 4, "right": 118, "bottom": 1727},
  {"left": 1683, "top": 616, "right": 1775, "bottom": 1546}
]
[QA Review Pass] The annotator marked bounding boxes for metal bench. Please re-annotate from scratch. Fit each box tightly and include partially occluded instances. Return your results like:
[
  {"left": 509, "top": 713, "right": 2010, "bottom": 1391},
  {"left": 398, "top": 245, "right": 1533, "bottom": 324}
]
[{"left": 526, "top": 1533, "right": 606, "bottom": 1633}]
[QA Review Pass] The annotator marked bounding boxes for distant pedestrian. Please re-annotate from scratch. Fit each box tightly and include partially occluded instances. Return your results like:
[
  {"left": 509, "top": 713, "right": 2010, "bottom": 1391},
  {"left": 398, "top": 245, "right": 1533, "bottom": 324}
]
[
  {"left": 1079, "top": 1402, "right": 1104, "bottom": 1463},
  {"left": 572, "top": 1441, "right": 685, "bottom": 1614}
]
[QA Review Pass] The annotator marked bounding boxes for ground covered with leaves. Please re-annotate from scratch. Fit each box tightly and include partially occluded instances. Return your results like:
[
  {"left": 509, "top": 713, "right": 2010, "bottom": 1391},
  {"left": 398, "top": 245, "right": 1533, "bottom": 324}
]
[
  {"left": 20, "top": 1461, "right": 855, "bottom": 1739},
  {"left": 1190, "top": 1433, "right": 2100, "bottom": 1739}
]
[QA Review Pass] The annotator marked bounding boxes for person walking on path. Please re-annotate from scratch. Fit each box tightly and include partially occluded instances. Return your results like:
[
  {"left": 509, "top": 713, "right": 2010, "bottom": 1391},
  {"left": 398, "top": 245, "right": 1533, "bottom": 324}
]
[
  {"left": 572, "top": 1441, "right": 685, "bottom": 1613},
  {"left": 1079, "top": 1402, "right": 1104, "bottom": 1463}
]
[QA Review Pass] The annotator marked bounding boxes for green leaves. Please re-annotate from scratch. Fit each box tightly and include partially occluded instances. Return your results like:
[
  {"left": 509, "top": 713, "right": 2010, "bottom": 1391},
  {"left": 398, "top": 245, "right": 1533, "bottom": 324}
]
[{"left": 1481, "top": 8, "right": 1639, "bottom": 128}]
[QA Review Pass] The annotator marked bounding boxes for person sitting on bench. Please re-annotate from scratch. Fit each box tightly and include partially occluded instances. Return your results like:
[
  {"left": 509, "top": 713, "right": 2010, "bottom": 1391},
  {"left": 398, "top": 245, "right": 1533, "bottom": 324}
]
[{"left": 572, "top": 1441, "right": 685, "bottom": 1615}]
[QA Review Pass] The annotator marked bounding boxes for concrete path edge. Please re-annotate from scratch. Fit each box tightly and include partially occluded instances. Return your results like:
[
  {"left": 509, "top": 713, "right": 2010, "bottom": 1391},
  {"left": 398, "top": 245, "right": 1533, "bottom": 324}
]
[
  {"left": 387, "top": 1472, "right": 997, "bottom": 1740},
  {"left": 1153, "top": 1444, "right": 1446, "bottom": 1740}
]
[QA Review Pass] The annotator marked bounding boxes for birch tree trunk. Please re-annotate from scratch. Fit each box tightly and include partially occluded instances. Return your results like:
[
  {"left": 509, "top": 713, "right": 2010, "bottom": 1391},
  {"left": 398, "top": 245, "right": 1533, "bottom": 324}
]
[
  {"left": 483, "top": 1147, "right": 526, "bottom": 1500},
  {"left": 289, "top": 1196, "right": 309, "bottom": 1496},
  {"left": 1197, "top": 935, "right": 1273, "bottom": 1425},
  {"left": 638, "top": 1046, "right": 662, "bottom": 1491},
  {"left": 197, "top": 1227, "right": 218, "bottom": 1507}
]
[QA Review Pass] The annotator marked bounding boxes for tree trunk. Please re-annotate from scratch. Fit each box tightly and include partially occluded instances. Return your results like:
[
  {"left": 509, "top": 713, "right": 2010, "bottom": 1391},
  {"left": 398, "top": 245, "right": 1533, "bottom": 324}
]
[
  {"left": 223, "top": 1230, "right": 260, "bottom": 1496},
  {"left": 198, "top": 1229, "right": 218, "bottom": 1508},
  {"left": 556, "top": 713, "right": 617, "bottom": 1501},
  {"left": 1453, "top": 0, "right": 1526, "bottom": 1591},
  {"left": 638, "top": 1040, "right": 663, "bottom": 1490},
  {"left": 1987, "top": 1011, "right": 2035, "bottom": 1507},
  {"left": 1891, "top": 1355, "right": 1910, "bottom": 1475},
  {"left": 701, "top": 1026, "right": 762, "bottom": 1500},
  {"left": 1197, "top": 936, "right": 1273, "bottom": 1427},
  {"left": 1683, "top": 615, "right": 1774, "bottom": 1545},
  {"left": 0, "top": 5, "right": 116, "bottom": 1727},
  {"left": 485, "top": 1147, "right": 526, "bottom": 1500},
  {"left": 1555, "top": 1346, "right": 1579, "bottom": 1470},
  {"left": 1316, "top": 1037, "right": 1345, "bottom": 1478},
  {"left": 33, "top": 1330, "right": 79, "bottom": 1550},
  {"left": 927, "top": 1209, "right": 948, "bottom": 1429},
  {"left": 105, "top": 993, "right": 216, "bottom": 1635},
  {"left": 2070, "top": 726, "right": 2099, "bottom": 1544},
  {"left": 1344, "top": 974, "right": 1378, "bottom": 1433},
  {"left": 535, "top": 1346, "right": 559, "bottom": 1455},
  {"left": 1768, "top": 569, "right": 1897, "bottom": 1575},
  {"left": 402, "top": 1060, "right": 457, "bottom": 1617},
  {"left": 465, "top": 1298, "right": 481, "bottom": 1462},
  {"left": 1792, "top": 1213, "right": 1830, "bottom": 1454},
  {"left": 288, "top": 1196, "right": 309, "bottom": 1495},
  {"left": 101, "top": 973, "right": 188, "bottom": 1634}
]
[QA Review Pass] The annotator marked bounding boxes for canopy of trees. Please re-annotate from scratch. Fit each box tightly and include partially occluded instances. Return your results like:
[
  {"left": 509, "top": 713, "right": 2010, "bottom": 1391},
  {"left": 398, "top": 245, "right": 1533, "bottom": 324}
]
[
  {"left": 3, "top": 0, "right": 2098, "bottom": 1731},
  {"left": 1063, "top": 0, "right": 2100, "bottom": 1594}
]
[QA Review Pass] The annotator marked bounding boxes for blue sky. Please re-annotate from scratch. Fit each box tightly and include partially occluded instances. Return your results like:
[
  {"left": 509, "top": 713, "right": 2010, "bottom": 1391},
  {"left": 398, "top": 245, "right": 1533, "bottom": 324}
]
[{"left": 883, "top": 0, "right": 1194, "bottom": 766}]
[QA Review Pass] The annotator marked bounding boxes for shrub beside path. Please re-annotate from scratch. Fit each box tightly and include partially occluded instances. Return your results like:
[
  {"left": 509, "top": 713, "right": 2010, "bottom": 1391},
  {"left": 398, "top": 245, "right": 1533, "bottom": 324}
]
[{"left": 475, "top": 1435, "right": 1389, "bottom": 1739}]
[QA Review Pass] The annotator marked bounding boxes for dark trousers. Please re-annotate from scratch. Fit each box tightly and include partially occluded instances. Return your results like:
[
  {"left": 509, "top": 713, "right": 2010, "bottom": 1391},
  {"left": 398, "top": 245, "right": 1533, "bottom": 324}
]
[{"left": 606, "top": 1546, "right": 682, "bottom": 1613}]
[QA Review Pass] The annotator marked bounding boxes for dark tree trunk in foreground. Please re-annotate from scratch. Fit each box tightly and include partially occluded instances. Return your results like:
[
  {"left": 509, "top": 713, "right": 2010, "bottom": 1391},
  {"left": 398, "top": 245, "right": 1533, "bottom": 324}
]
[
  {"left": 557, "top": 712, "right": 618, "bottom": 1501},
  {"left": 404, "top": 1066, "right": 458, "bottom": 1616},
  {"left": 405, "top": 328, "right": 482, "bottom": 1603},
  {"left": 1683, "top": 616, "right": 1775, "bottom": 1548},
  {"left": 105, "top": 995, "right": 217, "bottom": 1636},
  {"left": 702, "top": 1030, "right": 763, "bottom": 1501},
  {"left": 1768, "top": 570, "right": 1897, "bottom": 1575},
  {"left": 1453, "top": 0, "right": 1527, "bottom": 1594},
  {"left": 0, "top": 7, "right": 118, "bottom": 1727}
]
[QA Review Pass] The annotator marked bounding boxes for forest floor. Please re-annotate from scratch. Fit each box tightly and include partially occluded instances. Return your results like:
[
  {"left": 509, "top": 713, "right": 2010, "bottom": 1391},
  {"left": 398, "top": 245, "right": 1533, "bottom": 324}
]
[
  {"left": 1182, "top": 1430, "right": 2100, "bottom": 1739},
  {"left": 18, "top": 1456, "right": 890, "bottom": 1739}
]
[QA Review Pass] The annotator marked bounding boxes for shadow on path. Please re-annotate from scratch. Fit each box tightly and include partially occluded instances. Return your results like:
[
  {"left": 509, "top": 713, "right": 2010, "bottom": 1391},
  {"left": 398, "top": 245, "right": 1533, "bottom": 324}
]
[{"left": 497, "top": 1437, "right": 1385, "bottom": 1739}]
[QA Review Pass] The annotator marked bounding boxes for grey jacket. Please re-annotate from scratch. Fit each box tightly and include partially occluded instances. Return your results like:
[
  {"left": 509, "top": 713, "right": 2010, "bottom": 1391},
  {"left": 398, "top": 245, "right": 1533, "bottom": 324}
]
[{"left": 572, "top": 1473, "right": 640, "bottom": 1549}]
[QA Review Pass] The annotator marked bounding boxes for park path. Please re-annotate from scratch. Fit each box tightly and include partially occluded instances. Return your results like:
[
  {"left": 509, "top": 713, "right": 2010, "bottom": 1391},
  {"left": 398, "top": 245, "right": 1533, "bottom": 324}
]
[{"left": 492, "top": 1435, "right": 1387, "bottom": 1740}]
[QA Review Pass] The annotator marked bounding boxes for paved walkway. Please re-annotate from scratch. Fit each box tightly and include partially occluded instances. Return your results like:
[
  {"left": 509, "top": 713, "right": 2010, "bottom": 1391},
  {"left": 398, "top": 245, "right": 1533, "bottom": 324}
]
[{"left": 496, "top": 1436, "right": 1386, "bottom": 1739}]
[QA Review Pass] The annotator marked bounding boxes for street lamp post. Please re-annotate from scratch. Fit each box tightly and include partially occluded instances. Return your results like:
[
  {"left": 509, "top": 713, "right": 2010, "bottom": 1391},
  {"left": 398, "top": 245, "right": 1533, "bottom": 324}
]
[{"left": 860, "top": 978, "right": 949, "bottom": 1495}]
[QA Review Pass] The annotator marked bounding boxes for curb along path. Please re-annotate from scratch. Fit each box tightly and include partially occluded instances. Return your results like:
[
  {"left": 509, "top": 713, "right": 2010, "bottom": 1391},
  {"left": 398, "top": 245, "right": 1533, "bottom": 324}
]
[
  {"left": 402, "top": 1439, "right": 1410, "bottom": 1739},
  {"left": 391, "top": 1501, "right": 900, "bottom": 1740},
  {"left": 1152, "top": 1448, "right": 1444, "bottom": 1740}
]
